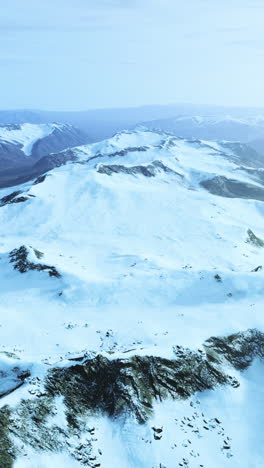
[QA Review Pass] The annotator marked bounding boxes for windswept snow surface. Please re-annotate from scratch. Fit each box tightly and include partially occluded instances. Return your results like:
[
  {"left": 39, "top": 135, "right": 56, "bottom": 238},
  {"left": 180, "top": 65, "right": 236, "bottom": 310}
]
[
  {"left": 0, "top": 129, "right": 264, "bottom": 466},
  {"left": 0, "top": 123, "right": 65, "bottom": 156}
]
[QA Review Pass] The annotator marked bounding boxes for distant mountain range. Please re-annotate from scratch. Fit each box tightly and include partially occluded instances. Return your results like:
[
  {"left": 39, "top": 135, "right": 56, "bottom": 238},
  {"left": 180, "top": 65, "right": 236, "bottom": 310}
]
[
  {"left": 2, "top": 104, "right": 264, "bottom": 143},
  {"left": 141, "top": 114, "right": 264, "bottom": 152},
  {"left": 1, "top": 112, "right": 264, "bottom": 189}
]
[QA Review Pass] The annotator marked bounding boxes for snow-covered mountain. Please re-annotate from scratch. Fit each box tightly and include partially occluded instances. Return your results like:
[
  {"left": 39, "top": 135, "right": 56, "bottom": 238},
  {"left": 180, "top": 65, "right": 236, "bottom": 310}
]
[
  {"left": 142, "top": 114, "right": 264, "bottom": 150},
  {"left": 0, "top": 123, "right": 89, "bottom": 174},
  {"left": 1, "top": 129, "right": 264, "bottom": 467},
  {"left": 2, "top": 106, "right": 264, "bottom": 143}
]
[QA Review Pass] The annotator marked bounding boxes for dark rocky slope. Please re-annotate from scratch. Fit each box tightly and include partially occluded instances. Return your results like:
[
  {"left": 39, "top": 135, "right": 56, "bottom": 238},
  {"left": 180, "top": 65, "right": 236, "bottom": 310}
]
[{"left": 0, "top": 328, "right": 263, "bottom": 466}]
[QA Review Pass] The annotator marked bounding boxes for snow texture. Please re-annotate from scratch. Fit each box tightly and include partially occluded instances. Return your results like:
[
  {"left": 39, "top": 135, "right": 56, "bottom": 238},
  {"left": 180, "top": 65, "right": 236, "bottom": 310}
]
[{"left": 0, "top": 128, "right": 262, "bottom": 467}]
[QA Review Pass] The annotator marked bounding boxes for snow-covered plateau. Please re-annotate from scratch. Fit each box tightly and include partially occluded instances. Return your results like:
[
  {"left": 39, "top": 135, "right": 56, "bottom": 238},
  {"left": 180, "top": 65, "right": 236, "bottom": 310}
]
[{"left": 0, "top": 128, "right": 264, "bottom": 467}]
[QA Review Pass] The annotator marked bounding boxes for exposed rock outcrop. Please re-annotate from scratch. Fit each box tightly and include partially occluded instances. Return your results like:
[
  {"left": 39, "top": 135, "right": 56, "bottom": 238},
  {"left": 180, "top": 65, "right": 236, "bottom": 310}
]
[
  {"left": 9, "top": 246, "right": 61, "bottom": 278},
  {"left": 200, "top": 176, "right": 264, "bottom": 201},
  {"left": 0, "top": 191, "right": 35, "bottom": 207},
  {"left": 97, "top": 160, "right": 183, "bottom": 178},
  {"left": 246, "top": 229, "right": 264, "bottom": 247},
  {"left": 0, "top": 329, "right": 263, "bottom": 466}
]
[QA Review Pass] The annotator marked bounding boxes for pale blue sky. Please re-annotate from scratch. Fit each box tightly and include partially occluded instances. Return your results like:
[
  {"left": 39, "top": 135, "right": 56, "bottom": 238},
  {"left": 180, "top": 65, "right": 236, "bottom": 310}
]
[{"left": 1, "top": 0, "right": 264, "bottom": 110}]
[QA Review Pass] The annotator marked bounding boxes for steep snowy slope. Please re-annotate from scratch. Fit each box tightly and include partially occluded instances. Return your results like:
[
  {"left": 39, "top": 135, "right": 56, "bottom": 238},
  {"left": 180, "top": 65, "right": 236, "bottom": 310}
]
[
  {"left": 0, "top": 123, "right": 89, "bottom": 174},
  {"left": 0, "top": 130, "right": 264, "bottom": 467},
  {"left": 0, "top": 123, "right": 62, "bottom": 157}
]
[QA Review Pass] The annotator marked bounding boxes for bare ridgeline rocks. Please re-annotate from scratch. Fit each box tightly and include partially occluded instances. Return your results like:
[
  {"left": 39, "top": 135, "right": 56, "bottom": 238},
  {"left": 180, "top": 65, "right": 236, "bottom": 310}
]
[
  {"left": 0, "top": 190, "right": 35, "bottom": 207},
  {"left": 1, "top": 329, "right": 264, "bottom": 466}
]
